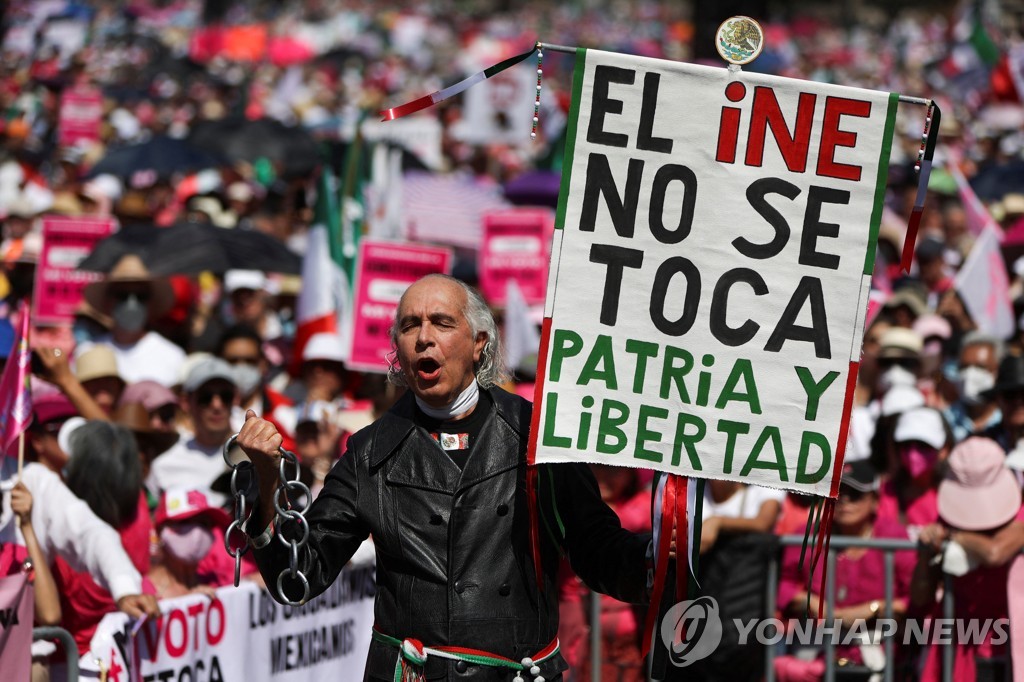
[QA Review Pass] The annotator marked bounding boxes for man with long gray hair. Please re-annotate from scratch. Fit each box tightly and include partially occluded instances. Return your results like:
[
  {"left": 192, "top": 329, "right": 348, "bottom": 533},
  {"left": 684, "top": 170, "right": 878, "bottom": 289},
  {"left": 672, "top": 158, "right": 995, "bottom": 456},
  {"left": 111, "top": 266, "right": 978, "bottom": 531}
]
[{"left": 237, "top": 273, "right": 652, "bottom": 681}]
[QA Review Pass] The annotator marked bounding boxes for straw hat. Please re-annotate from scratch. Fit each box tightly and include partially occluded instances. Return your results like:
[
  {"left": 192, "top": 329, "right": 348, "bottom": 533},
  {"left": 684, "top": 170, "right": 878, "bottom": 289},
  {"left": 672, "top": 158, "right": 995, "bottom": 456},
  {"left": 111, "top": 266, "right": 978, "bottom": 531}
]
[
  {"left": 74, "top": 345, "right": 122, "bottom": 384},
  {"left": 938, "top": 437, "right": 1021, "bottom": 531},
  {"left": 82, "top": 254, "right": 175, "bottom": 320}
]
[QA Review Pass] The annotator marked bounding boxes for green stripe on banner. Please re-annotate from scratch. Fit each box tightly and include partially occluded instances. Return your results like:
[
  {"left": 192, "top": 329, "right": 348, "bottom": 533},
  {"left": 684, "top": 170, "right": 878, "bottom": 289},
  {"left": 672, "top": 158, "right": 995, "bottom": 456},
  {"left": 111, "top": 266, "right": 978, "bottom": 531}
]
[
  {"left": 863, "top": 92, "right": 900, "bottom": 276},
  {"left": 554, "top": 48, "right": 587, "bottom": 231}
]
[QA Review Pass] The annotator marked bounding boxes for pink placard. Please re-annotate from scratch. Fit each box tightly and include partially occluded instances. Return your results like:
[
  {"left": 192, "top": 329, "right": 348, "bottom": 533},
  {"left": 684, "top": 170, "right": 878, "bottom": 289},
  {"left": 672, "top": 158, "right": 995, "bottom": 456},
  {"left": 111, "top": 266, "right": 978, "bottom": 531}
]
[
  {"left": 349, "top": 240, "right": 453, "bottom": 372},
  {"left": 33, "top": 216, "right": 115, "bottom": 326},
  {"left": 478, "top": 209, "right": 553, "bottom": 306},
  {"left": 58, "top": 85, "right": 103, "bottom": 147}
]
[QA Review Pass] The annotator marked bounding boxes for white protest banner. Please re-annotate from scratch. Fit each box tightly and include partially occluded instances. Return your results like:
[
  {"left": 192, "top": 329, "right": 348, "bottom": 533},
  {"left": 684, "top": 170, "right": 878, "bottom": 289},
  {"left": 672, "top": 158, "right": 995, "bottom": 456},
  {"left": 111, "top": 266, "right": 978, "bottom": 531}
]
[
  {"left": 84, "top": 563, "right": 376, "bottom": 682},
  {"left": 529, "top": 49, "right": 898, "bottom": 497}
]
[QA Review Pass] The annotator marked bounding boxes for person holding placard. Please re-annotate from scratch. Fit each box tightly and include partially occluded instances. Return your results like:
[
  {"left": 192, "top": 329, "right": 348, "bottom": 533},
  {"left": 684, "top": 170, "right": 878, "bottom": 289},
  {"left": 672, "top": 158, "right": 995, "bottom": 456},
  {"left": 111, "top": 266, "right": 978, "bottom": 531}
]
[{"left": 237, "top": 274, "right": 653, "bottom": 682}]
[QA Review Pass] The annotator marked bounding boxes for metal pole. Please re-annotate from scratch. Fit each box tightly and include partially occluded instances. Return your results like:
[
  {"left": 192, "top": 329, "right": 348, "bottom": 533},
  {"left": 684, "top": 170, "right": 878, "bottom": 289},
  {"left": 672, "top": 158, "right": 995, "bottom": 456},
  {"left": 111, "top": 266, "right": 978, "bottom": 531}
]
[
  {"left": 884, "top": 550, "right": 895, "bottom": 682},
  {"left": 535, "top": 42, "right": 931, "bottom": 108},
  {"left": 765, "top": 552, "right": 779, "bottom": 682},
  {"left": 942, "top": 573, "right": 955, "bottom": 682},
  {"left": 590, "top": 590, "right": 602, "bottom": 682},
  {"left": 824, "top": 550, "right": 837, "bottom": 682},
  {"left": 34, "top": 626, "right": 79, "bottom": 682}
]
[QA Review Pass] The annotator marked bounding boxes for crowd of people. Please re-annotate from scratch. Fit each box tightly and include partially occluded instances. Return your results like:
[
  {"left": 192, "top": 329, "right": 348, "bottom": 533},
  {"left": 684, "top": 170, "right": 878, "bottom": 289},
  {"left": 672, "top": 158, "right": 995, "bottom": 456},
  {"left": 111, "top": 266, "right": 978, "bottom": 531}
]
[{"left": 0, "top": 0, "right": 1024, "bottom": 681}]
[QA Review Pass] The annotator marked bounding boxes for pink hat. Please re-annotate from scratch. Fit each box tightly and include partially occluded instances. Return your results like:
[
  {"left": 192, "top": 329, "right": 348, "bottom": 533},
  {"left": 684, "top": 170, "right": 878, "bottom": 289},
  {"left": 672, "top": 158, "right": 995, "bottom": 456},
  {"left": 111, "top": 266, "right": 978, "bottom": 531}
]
[
  {"left": 154, "top": 488, "right": 230, "bottom": 530},
  {"left": 938, "top": 437, "right": 1022, "bottom": 531},
  {"left": 31, "top": 390, "right": 78, "bottom": 425},
  {"left": 119, "top": 380, "right": 177, "bottom": 412}
]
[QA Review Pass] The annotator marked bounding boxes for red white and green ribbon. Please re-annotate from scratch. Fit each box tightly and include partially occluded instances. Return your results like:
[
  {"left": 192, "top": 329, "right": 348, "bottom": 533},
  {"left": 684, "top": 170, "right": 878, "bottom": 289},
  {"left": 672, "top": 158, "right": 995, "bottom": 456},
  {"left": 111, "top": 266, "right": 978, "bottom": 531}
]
[
  {"left": 372, "top": 629, "right": 559, "bottom": 682},
  {"left": 902, "top": 100, "right": 942, "bottom": 272},
  {"left": 380, "top": 45, "right": 540, "bottom": 121}
]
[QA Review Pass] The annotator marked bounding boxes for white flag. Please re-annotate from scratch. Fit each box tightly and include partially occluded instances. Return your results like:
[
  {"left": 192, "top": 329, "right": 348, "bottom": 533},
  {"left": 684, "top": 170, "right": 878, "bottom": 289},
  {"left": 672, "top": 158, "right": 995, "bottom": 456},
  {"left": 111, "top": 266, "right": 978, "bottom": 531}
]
[
  {"left": 503, "top": 278, "right": 540, "bottom": 372},
  {"left": 955, "top": 225, "right": 1015, "bottom": 339}
]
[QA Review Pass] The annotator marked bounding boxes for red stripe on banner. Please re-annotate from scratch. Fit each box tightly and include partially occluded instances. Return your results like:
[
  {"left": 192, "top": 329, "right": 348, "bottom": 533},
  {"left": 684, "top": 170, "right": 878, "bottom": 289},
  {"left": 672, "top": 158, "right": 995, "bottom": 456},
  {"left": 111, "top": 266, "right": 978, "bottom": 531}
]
[
  {"left": 379, "top": 94, "right": 435, "bottom": 121},
  {"left": 642, "top": 475, "right": 677, "bottom": 658},
  {"left": 528, "top": 317, "right": 553, "bottom": 467},
  {"left": 816, "top": 499, "right": 836, "bottom": 621},
  {"left": 901, "top": 208, "right": 924, "bottom": 273},
  {"left": 830, "top": 361, "right": 860, "bottom": 498}
]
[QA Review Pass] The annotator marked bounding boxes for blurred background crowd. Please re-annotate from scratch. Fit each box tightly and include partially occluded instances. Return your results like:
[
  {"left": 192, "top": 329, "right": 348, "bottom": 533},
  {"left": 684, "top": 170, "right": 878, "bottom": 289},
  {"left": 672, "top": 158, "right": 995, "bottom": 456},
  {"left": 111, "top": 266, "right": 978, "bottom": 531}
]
[{"left": 3, "top": 0, "right": 1024, "bottom": 680}]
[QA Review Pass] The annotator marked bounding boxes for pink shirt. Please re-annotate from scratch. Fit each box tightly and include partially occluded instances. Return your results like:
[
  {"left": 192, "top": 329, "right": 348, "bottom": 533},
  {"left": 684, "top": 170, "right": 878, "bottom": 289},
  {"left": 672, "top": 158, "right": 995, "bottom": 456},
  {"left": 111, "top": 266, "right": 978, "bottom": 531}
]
[{"left": 877, "top": 481, "right": 939, "bottom": 540}]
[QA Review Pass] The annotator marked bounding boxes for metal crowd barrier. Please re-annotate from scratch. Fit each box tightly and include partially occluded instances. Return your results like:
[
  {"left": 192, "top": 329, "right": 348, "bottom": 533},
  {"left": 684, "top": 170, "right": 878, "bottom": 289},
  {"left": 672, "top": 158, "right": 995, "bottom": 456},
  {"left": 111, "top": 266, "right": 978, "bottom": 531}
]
[
  {"left": 581, "top": 534, "right": 974, "bottom": 682},
  {"left": 764, "top": 535, "right": 923, "bottom": 682},
  {"left": 32, "top": 626, "right": 79, "bottom": 682}
]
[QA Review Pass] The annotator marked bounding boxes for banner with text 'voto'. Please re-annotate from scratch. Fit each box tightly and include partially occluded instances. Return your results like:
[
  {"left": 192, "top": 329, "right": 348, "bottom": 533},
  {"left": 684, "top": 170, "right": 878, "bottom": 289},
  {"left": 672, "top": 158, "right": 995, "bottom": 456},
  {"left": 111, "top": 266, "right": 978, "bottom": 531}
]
[{"left": 529, "top": 48, "right": 898, "bottom": 497}]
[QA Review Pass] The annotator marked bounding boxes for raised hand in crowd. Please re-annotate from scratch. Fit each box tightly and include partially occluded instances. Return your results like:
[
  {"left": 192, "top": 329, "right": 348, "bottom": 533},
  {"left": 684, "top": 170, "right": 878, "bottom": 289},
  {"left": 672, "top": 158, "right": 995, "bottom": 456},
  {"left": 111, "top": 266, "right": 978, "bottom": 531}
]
[
  {"left": 11, "top": 481, "right": 62, "bottom": 625},
  {"left": 31, "top": 347, "right": 109, "bottom": 421}
]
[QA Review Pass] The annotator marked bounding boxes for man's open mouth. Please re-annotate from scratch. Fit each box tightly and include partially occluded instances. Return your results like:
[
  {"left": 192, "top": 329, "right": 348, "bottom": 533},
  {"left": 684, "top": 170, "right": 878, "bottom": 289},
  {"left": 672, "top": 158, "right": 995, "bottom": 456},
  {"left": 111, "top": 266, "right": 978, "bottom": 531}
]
[{"left": 416, "top": 358, "right": 441, "bottom": 381}]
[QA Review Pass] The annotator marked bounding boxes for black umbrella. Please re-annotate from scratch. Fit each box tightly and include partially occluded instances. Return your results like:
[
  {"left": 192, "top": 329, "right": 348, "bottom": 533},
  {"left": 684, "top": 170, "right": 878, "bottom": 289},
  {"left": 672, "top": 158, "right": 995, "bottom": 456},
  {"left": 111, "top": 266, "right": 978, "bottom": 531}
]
[
  {"left": 86, "top": 135, "right": 225, "bottom": 181},
  {"left": 78, "top": 222, "right": 302, "bottom": 275},
  {"left": 969, "top": 159, "right": 1024, "bottom": 202},
  {"left": 188, "top": 117, "right": 321, "bottom": 178}
]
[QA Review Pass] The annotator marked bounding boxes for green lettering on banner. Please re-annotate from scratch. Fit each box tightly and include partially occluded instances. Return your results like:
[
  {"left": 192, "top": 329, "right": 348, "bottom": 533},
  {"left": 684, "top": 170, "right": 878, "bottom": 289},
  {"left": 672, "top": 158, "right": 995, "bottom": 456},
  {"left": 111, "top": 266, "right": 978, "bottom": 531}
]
[
  {"left": 717, "top": 419, "right": 750, "bottom": 474},
  {"left": 596, "top": 399, "right": 630, "bottom": 454},
  {"left": 659, "top": 345, "right": 693, "bottom": 401},
  {"left": 795, "top": 367, "right": 840, "bottom": 421},
  {"left": 625, "top": 339, "right": 659, "bottom": 394},
  {"left": 715, "top": 359, "right": 762, "bottom": 415},
  {"left": 542, "top": 393, "right": 572, "bottom": 448},
  {"left": 740, "top": 426, "right": 789, "bottom": 482},
  {"left": 796, "top": 431, "right": 832, "bottom": 483},
  {"left": 634, "top": 404, "right": 669, "bottom": 462},
  {"left": 673, "top": 413, "right": 705, "bottom": 469},
  {"left": 550, "top": 329, "right": 583, "bottom": 381},
  {"left": 578, "top": 334, "right": 618, "bottom": 389}
]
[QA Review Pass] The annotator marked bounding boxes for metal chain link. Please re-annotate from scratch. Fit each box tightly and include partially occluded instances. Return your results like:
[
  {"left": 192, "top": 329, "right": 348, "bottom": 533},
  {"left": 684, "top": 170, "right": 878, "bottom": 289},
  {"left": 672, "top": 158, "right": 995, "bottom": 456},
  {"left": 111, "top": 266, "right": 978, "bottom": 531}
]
[{"left": 222, "top": 434, "right": 312, "bottom": 605}]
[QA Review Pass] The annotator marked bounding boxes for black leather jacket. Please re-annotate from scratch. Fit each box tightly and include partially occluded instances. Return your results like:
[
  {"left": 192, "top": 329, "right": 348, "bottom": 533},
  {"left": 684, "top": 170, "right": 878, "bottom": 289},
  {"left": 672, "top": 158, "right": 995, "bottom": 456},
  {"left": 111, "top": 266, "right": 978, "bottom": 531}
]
[{"left": 250, "top": 387, "right": 651, "bottom": 681}]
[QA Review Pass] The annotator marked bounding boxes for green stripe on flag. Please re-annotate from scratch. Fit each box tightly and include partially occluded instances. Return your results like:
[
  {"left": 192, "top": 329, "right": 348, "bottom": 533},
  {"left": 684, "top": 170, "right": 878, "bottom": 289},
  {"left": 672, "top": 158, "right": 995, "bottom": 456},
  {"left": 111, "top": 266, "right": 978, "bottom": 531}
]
[
  {"left": 863, "top": 92, "right": 900, "bottom": 276},
  {"left": 554, "top": 48, "right": 587, "bottom": 231}
]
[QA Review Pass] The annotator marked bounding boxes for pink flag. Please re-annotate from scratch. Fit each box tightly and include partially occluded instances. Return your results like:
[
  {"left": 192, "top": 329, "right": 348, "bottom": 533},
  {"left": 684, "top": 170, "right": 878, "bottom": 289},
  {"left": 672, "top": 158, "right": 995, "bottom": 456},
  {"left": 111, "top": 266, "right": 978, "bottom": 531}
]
[
  {"left": 0, "top": 572, "right": 34, "bottom": 682},
  {"left": 955, "top": 226, "right": 1015, "bottom": 339},
  {"left": 949, "top": 161, "right": 1000, "bottom": 239},
  {"left": 0, "top": 302, "right": 32, "bottom": 456}
]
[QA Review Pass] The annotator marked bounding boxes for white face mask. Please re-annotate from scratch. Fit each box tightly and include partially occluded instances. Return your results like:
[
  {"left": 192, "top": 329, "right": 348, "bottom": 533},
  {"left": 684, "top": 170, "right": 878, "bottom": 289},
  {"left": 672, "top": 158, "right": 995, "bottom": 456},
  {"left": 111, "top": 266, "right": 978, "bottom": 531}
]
[
  {"left": 160, "top": 522, "right": 213, "bottom": 565},
  {"left": 233, "top": 363, "right": 262, "bottom": 397},
  {"left": 878, "top": 365, "right": 917, "bottom": 393},
  {"left": 957, "top": 366, "right": 995, "bottom": 405}
]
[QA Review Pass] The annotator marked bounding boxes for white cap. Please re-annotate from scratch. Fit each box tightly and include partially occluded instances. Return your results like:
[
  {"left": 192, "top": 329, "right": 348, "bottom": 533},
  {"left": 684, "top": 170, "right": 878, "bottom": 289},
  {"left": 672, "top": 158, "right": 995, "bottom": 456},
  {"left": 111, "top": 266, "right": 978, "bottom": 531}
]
[
  {"left": 177, "top": 352, "right": 213, "bottom": 387},
  {"left": 893, "top": 407, "right": 947, "bottom": 449},
  {"left": 82, "top": 174, "right": 123, "bottom": 202},
  {"left": 302, "top": 332, "right": 346, "bottom": 363},
  {"left": 224, "top": 269, "right": 267, "bottom": 294},
  {"left": 881, "top": 385, "right": 925, "bottom": 417}
]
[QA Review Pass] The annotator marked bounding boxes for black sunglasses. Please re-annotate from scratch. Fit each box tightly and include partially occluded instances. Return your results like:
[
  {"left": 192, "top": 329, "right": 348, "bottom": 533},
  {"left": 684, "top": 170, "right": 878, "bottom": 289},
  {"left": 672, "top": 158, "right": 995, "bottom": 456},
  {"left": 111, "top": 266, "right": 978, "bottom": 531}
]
[
  {"left": 837, "top": 487, "right": 869, "bottom": 503},
  {"left": 195, "top": 388, "right": 235, "bottom": 407},
  {"left": 153, "top": 404, "right": 177, "bottom": 423}
]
